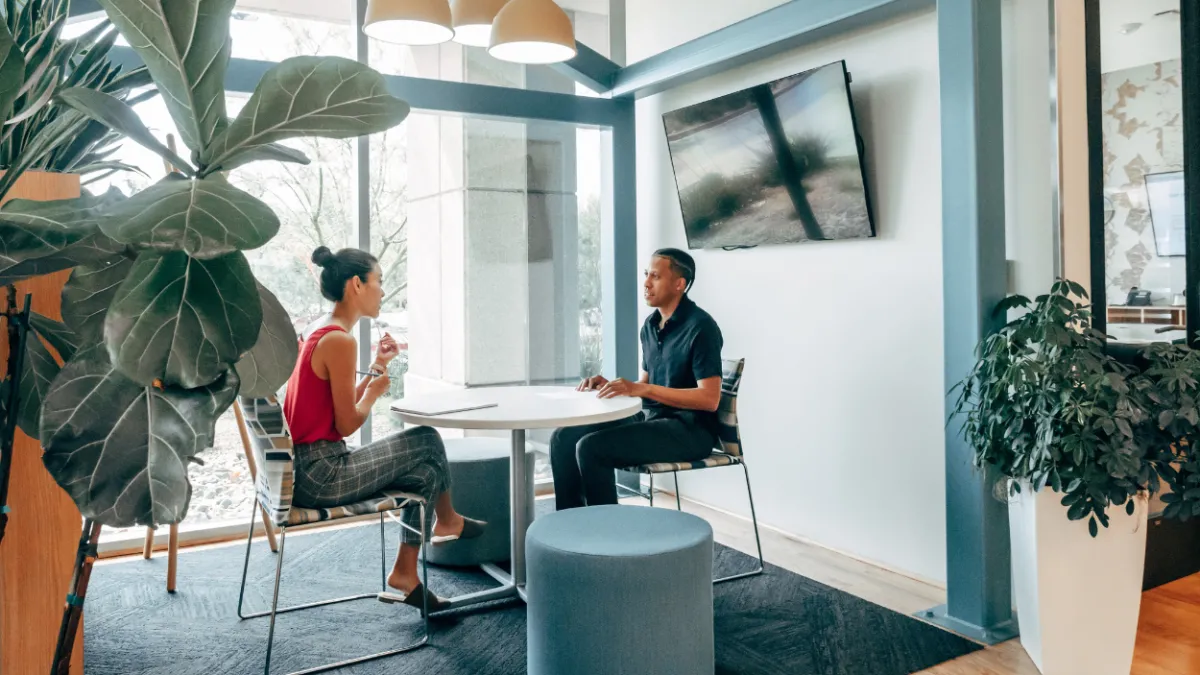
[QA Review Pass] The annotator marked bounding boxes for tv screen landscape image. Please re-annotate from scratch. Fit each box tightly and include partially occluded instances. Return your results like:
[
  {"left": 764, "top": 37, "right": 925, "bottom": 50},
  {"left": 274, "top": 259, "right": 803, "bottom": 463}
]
[{"left": 663, "top": 60, "right": 875, "bottom": 250}]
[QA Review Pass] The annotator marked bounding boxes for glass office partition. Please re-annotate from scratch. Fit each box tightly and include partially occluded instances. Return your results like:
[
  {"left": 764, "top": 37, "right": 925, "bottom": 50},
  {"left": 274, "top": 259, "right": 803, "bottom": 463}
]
[{"left": 1097, "top": 0, "right": 1186, "bottom": 344}]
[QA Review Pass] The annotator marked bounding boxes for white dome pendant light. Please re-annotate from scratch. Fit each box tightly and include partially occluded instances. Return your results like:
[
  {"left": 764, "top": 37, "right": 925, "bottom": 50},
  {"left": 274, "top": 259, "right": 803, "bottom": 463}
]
[
  {"left": 450, "top": 0, "right": 509, "bottom": 47},
  {"left": 364, "top": 0, "right": 454, "bottom": 46},
  {"left": 488, "top": 0, "right": 576, "bottom": 64}
]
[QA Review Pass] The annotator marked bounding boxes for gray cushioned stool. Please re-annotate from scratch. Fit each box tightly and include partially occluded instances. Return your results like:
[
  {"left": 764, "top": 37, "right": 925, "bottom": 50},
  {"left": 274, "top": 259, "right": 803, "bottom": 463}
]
[
  {"left": 526, "top": 504, "right": 714, "bottom": 675},
  {"left": 422, "top": 437, "right": 535, "bottom": 567}
]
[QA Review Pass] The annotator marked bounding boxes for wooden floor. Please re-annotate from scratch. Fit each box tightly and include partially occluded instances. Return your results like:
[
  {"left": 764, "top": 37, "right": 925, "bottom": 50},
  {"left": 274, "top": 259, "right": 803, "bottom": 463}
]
[{"left": 657, "top": 495, "right": 1200, "bottom": 675}]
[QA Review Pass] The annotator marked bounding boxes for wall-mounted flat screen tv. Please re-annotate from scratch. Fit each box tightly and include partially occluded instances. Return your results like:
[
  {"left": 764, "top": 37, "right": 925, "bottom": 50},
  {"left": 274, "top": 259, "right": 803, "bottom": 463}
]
[{"left": 662, "top": 60, "right": 875, "bottom": 250}]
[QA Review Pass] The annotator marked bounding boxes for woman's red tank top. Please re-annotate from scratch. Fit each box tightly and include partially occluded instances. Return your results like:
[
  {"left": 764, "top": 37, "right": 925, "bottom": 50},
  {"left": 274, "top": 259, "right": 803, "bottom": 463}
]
[{"left": 283, "top": 324, "right": 346, "bottom": 444}]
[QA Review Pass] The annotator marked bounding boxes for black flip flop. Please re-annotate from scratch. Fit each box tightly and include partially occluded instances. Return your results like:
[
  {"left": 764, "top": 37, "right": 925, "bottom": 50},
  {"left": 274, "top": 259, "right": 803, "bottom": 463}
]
[
  {"left": 377, "top": 583, "right": 449, "bottom": 616},
  {"left": 430, "top": 517, "right": 487, "bottom": 545}
]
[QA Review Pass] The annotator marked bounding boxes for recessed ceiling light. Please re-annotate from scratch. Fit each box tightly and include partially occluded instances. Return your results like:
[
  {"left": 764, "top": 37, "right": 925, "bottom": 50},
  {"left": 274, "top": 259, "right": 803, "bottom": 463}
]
[{"left": 1119, "top": 22, "right": 1142, "bottom": 35}]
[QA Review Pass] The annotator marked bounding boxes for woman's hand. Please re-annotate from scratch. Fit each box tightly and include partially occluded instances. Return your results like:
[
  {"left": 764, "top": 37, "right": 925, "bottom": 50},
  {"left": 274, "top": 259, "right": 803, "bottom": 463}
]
[
  {"left": 365, "top": 372, "right": 391, "bottom": 401},
  {"left": 375, "top": 332, "right": 400, "bottom": 366}
]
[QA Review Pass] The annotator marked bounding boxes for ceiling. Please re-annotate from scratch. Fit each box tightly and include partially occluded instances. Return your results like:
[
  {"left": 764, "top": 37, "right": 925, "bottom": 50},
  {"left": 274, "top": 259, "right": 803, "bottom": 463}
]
[
  {"left": 233, "top": 0, "right": 609, "bottom": 25},
  {"left": 1099, "top": 0, "right": 1181, "bottom": 73}
]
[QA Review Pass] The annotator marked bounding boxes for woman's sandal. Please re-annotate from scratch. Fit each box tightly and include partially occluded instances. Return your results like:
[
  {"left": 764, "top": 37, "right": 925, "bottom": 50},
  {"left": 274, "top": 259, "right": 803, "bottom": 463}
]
[
  {"left": 430, "top": 516, "right": 487, "bottom": 545},
  {"left": 377, "top": 583, "right": 449, "bottom": 616}
]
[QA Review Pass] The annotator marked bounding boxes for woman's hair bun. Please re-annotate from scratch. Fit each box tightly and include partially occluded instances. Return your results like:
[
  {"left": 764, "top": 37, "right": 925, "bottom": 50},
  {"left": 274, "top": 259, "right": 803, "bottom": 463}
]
[{"left": 311, "top": 246, "right": 335, "bottom": 267}]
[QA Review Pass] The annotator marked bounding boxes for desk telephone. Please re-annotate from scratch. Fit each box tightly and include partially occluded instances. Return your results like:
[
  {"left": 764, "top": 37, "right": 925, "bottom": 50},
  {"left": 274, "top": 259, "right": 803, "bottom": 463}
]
[{"left": 1126, "top": 288, "right": 1152, "bottom": 306}]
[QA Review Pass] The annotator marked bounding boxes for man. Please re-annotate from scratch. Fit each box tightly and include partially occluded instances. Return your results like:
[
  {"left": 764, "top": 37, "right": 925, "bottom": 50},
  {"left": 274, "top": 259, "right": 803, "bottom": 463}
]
[{"left": 550, "top": 248, "right": 724, "bottom": 509}]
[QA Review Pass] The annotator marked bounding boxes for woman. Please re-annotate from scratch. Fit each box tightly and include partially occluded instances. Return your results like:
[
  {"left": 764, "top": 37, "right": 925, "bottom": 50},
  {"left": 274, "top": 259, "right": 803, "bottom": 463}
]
[{"left": 284, "top": 246, "right": 484, "bottom": 614}]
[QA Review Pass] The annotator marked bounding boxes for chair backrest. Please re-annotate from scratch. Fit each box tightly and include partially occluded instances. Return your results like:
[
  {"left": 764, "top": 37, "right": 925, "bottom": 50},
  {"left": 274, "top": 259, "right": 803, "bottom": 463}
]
[
  {"left": 715, "top": 358, "right": 745, "bottom": 457},
  {"left": 236, "top": 396, "right": 295, "bottom": 527}
]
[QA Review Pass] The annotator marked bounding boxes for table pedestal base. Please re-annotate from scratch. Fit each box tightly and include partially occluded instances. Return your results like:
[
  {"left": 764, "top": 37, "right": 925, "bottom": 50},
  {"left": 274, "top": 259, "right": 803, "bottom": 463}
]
[{"left": 433, "top": 429, "right": 531, "bottom": 614}]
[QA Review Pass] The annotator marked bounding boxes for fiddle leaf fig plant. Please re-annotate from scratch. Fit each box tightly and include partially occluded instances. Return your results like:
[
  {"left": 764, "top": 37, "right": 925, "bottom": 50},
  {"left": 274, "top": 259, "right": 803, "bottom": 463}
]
[
  {"left": 953, "top": 279, "right": 1161, "bottom": 537},
  {"left": 0, "top": 0, "right": 409, "bottom": 528}
]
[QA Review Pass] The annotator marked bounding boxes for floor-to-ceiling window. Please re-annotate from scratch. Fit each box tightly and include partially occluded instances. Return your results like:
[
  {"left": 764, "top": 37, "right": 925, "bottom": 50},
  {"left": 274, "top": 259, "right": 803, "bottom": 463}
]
[{"left": 67, "top": 0, "right": 621, "bottom": 548}]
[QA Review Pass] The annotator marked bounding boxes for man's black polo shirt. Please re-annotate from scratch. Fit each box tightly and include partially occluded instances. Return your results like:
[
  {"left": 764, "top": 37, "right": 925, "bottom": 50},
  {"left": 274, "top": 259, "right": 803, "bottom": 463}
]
[{"left": 640, "top": 295, "right": 724, "bottom": 438}]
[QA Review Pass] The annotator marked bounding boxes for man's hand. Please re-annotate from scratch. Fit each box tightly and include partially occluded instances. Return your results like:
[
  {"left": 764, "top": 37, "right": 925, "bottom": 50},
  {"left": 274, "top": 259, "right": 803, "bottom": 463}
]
[
  {"left": 577, "top": 375, "right": 609, "bottom": 392},
  {"left": 597, "top": 377, "right": 643, "bottom": 399}
]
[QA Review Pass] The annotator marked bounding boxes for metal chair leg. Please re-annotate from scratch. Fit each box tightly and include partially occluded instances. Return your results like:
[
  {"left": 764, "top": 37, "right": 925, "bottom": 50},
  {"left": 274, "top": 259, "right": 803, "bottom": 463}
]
[
  {"left": 242, "top": 504, "right": 431, "bottom": 675},
  {"left": 263, "top": 525, "right": 288, "bottom": 675},
  {"left": 380, "top": 513, "right": 387, "bottom": 592},
  {"left": 673, "top": 471, "right": 682, "bottom": 511},
  {"left": 714, "top": 462, "right": 766, "bottom": 584},
  {"left": 237, "top": 500, "right": 259, "bottom": 619}
]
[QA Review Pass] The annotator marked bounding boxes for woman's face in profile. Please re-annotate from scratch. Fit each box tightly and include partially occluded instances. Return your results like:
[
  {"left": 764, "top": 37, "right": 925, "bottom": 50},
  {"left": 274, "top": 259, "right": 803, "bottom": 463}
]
[{"left": 360, "top": 264, "right": 385, "bottom": 318}]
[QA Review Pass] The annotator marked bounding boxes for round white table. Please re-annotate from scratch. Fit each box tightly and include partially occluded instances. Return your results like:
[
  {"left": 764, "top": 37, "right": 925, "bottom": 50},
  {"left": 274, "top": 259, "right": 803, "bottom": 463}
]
[{"left": 390, "top": 385, "right": 642, "bottom": 611}]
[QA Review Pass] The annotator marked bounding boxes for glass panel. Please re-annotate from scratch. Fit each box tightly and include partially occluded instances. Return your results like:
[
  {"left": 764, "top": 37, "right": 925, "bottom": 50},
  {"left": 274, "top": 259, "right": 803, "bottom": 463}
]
[
  {"left": 230, "top": 2, "right": 353, "bottom": 61},
  {"left": 1100, "top": 0, "right": 1185, "bottom": 344},
  {"left": 373, "top": 112, "right": 606, "bottom": 483},
  {"left": 65, "top": 5, "right": 353, "bottom": 60}
]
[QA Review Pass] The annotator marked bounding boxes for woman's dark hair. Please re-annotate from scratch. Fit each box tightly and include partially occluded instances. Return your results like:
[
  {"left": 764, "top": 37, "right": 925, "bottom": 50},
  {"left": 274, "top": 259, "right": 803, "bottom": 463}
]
[{"left": 311, "top": 246, "right": 378, "bottom": 302}]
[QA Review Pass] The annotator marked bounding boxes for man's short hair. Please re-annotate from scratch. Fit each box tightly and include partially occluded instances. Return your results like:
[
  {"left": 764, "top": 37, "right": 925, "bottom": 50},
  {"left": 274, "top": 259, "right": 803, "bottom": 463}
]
[{"left": 653, "top": 248, "right": 696, "bottom": 291}]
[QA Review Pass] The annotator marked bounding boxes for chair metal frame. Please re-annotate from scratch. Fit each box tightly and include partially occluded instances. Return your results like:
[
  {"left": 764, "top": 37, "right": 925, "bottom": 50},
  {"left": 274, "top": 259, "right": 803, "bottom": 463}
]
[
  {"left": 234, "top": 395, "right": 432, "bottom": 675},
  {"left": 620, "top": 458, "right": 765, "bottom": 584},
  {"left": 236, "top": 500, "right": 430, "bottom": 675}
]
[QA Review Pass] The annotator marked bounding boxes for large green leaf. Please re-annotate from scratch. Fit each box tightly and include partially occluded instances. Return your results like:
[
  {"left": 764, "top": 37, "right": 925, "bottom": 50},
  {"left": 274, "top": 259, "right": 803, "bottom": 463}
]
[
  {"left": 0, "top": 16, "right": 25, "bottom": 118},
  {"left": 0, "top": 187, "right": 126, "bottom": 284},
  {"left": 235, "top": 283, "right": 297, "bottom": 398},
  {"left": 15, "top": 331, "right": 59, "bottom": 438},
  {"left": 105, "top": 250, "right": 262, "bottom": 388},
  {"left": 40, "top": 345, "right": 239, "bottom": 528},
  {"left": 29, "top": 313, "right": 77, "bottom": 361},
  {"left": 56, "top": 86, "right": 194, "bottom": 175},
  {"left": 61, "top": 255, "right": 134, "bottom": 344},
  {"left": 201, "top": 56, "right": 409, "bottom": 174},
  {"left": 212, "top": 142, "right": 310, "bottom": 173},
  {"left": 100, "top": 174, "right": 279, "bottom": 258},
  {"left": 96, "top": 0, "right": 234, "bottom": 154}
]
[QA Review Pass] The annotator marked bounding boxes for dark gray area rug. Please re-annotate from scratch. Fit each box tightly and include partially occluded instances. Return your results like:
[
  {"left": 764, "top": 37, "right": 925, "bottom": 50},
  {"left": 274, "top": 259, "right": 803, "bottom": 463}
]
[{"left": 85, "top": 515, "right": 980, "bottom": 675}]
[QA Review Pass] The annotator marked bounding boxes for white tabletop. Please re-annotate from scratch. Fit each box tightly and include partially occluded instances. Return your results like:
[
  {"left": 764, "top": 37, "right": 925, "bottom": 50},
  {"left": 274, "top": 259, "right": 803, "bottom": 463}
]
[{"left": 390, "top": 385, "right": 643, "bottom": 430}]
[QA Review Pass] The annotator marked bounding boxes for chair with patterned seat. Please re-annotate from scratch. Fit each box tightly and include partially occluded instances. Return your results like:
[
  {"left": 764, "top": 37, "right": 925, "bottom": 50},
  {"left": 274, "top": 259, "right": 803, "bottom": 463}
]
[
  {"left": 620, "top": 357, "right": 764, "bottom": 584},
  {"left": 234, "top": 396, "right": 432, "bottom": 675}
]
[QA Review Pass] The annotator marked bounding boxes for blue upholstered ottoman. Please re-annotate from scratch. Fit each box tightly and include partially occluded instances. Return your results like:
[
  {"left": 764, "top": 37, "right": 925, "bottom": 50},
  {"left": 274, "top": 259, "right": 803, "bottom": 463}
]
[
  {"left": 422, "top": 437, "right": 535, "bottom": 567},
  {"left": 526, "top": 505, "right": 714, "bottom": 675}
]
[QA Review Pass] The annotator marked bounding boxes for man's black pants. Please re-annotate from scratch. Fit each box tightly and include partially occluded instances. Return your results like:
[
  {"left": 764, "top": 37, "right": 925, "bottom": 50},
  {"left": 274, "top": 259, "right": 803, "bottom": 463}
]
[{"left": 549, "top": 412, "right": 715, "bottom": 509}]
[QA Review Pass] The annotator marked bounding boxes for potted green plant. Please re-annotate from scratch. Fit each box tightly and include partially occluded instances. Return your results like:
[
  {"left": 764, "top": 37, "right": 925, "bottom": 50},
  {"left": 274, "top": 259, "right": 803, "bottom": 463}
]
[
  {"left": 1133, "top": 339, "right": 1200, "bottom": 520},
  {"left": 0, "top": 0, "right": 152, "bottom": 414},
  {"left": 0, "top": 0, "right": 410, "bottom": 665},
  {"left": 0, "top": 2, "right": 153, "bottom": 669},
  {"left": 953, "top": 279, "right": 1161, "bottom": 675}
]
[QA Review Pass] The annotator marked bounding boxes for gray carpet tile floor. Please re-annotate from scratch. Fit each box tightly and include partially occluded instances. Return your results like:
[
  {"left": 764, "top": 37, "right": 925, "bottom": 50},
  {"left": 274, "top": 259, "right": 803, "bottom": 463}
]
[{"left": 84, "top": 512, "right": 980, "bottom": 674}]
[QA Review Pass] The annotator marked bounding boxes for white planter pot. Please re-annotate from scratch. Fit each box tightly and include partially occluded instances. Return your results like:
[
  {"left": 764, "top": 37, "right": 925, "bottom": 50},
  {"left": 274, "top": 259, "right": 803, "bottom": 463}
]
[{"left": 1008, "top": 483, "right": 1148, "bottom": 675}]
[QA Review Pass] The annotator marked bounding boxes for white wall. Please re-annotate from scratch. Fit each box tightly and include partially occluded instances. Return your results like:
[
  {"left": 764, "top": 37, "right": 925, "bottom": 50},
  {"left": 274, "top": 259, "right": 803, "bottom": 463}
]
[
  {"left": 1099, "top": 0, "right": 1181, "bottom": 73},
  {"left": 630, "top": 5, "right": 947, "bottom": 582},
  {"left": 1003, "top": 0, "right": 1058, "bottom": 298}
]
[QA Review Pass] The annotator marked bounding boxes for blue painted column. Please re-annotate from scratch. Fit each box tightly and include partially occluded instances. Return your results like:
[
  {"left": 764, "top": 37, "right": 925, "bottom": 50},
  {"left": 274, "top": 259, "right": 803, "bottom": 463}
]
[
  {"left": 603, "top": 99, "right": 639, "bottom": 381},
  {"left": 606, "top": 99, "right": 640, "bottom": 494},
  {"left": 920, "top": 0, "right": 1017, "bottom": 644}
]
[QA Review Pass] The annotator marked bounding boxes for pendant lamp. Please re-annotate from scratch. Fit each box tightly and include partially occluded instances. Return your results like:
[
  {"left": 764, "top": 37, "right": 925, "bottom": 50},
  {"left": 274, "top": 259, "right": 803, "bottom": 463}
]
[
  {"left": 488, "top": 0, "right": 576, "bottom": 64},
  {"left": 450, "top": 0, "right": 509, "bottom": 47},
  {"left": 363, "top": 0, "right": 454, "bottom": 46}
]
